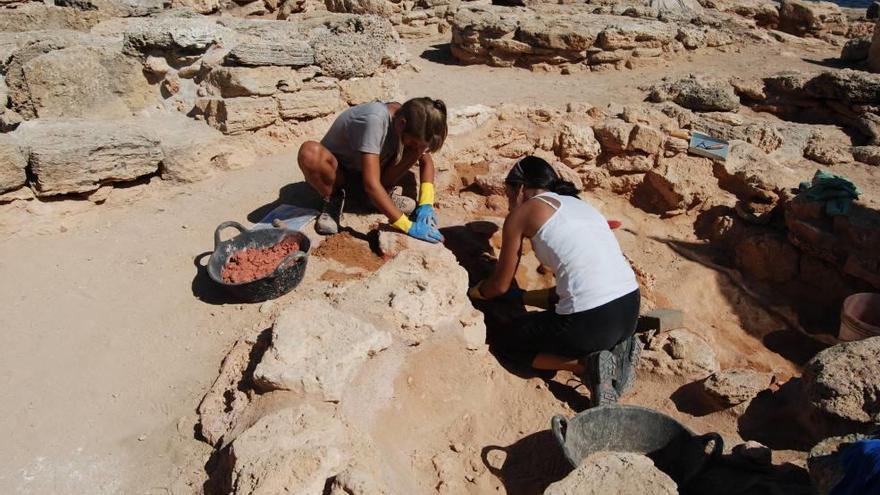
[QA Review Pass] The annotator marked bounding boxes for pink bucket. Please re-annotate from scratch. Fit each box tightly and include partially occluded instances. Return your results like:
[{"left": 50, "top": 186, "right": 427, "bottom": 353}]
[{"left": 839, "top": 293, "right": 880, "bottom": 342}]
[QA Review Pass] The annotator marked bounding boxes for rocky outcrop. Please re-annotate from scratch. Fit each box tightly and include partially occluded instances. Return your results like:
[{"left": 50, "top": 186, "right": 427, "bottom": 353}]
[
  {"left": 544, "top": 452, "right": 678, "bottom": 495},
  {"left": 778, "top": 0, "right": 847, "bottom": 38},
  {"left": 253, "top": 299, "right": 392, "bottom": 401},
  {"left": 636, "top": 154, "right": 716, "bottom": 213},
  {"left": 648, "top": 74, "right": 740, "bottom": 112},
  {"left": 761, "top": 70, "right": 880, "bottom": 146},
  {"left": 639, "top": 328, "right": 720, "bottom": 379},
  {"left": 701, "top": 368, "right": 773, "bottom": 408},
  {"left": 802, "top": 337, "right": 880, "bottom": 433},
  {"left": 0, "top": 137, "right": 27, "bottom": 194},
  {"left": 0, "top": 4, "right": 107, "bottom": 33},
  {"left": 450, "top": 4, "right": 734, "bottom": 71}
]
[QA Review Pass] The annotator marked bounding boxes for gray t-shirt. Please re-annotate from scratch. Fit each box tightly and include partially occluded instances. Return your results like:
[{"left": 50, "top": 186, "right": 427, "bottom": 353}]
[{"left": 320, "top": 101, "right": 390, "bottom": 172}]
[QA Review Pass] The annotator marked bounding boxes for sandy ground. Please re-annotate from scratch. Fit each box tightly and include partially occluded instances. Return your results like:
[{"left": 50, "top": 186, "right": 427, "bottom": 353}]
[{"left": 0, "top": 36, "right": 841, "bottom": 493}]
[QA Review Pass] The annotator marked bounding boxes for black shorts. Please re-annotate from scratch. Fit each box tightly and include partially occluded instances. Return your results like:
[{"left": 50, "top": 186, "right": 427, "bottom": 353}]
[{"left": 489, "top": 289, "right": 640, "bottom": 367}]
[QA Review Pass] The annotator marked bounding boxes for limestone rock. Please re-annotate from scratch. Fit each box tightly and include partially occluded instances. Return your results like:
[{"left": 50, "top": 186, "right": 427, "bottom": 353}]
[
  {"left": 7, "top": 44, "right": 153, "bottom": 119},
  {"left": 802, "top": 70, "right": 880, "bottom": 104},
  {"left": 123, "top": 16, "right": 234, "bottom": 55},
  {"left": 198, "top": 97, "right": 279, "bottom": 134},
  {"left": 337, "top": 239, "right": 486, "bottom": 348},
  {"left": 555, "top": 122, "right": 601, "bottom": 160},
  {"left": 804, "top": 136, "right": 853, "bottom": 165},
  {"left": 12, "top": 118, "right": 163, "bottom": 196},
  {"left": 841, "top": 37, "right": 871, "bottom": 62},
  {"left": 734, "top": 232, "right": 800, "bottom": 282},
  {"left": 309, "top": 15, "right": 405, "bottom": 78},
  {"left": 228, "top": 403, "right": 347, "bottom": 495},
  {"left": 802, "top": 337, "right": 880, "bottom": 426},
  {"left": 207, "top": 66, "right": 302, "bottom": 97},
  {"left": 544, "top": 452, "right": 677, "bottom": 495},
  {"left": 447, "top": 104, "right": 495, "bottom": 136},
  {"left": 731, "top": 441, "right": 772, "bottom": 468},
  {"left": 604, "top": 154, "right": 654, "bottom": 174},
  {"left": 594, "top": 119, "right": 634, "bottom": 154},
  {"left": 154, "top": 115, "right": 243, "bottom": 183},
  {"left": 328, "top": 464, "right": 392, "bottom": 495},
  {"left": 701, "top": 368, "right": 773, "bottom": 407},
  {"left": 338, "top": 73, "right": 400, "bottom": 105},
  {"left": 636, "top": 155, "right": 715, "bottom": 213},
  {"left": 852, "top": 145, "right": 880, "bottom": 166},
  {"left": 225, "top": 38, "right": 315, "bottom": 67},
  {"left": 648, "top": 74, "right": 741, "bottom": 112},
  {"left": 713, "top": 141, "right": 797, "bottom": 204},
  {"left": 253, "top": 299, "right": 391, "bottom": 401},
  {"left": 778, "top": 0, "right": 847, "bottom": 37},
  {"left": 0, "top": 4, "right": 105, "bottom": 33},
  {"left": 56, "top": 0, "right": 167, "bottom": 17},
  {"left": 277, "top": 87, "right": 344, "bottom": 120},
  {"left": 639, "top": 328, "right": 720, "bottom": 379},
  {"left": 0, "top": 138, "right": 27, "bottom": 194},
  {"left": 171, "top": 0, "right": 220, "bottom": 14},
  {"left": 325, "top": 0, "right": 395, "bottom": 16},
  {"left": 628, "top": 124, "right": 664, "bottom": 155}
]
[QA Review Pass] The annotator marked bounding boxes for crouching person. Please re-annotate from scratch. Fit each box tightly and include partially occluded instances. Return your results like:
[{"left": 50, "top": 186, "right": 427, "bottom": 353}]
[
  {"left": 297, "top": 97, "right": 447, "bottom": 243},
  {"left": 468, "top": 155, "right": 641, "bottom": 406}
]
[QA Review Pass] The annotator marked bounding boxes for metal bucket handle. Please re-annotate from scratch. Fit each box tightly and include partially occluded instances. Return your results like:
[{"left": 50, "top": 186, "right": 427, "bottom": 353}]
[
  {"left": 214, "top": 221, "right": 248, "bottom": 250},
  {"left": 551, "top": 415, "right": 579, "bottom": 467}
]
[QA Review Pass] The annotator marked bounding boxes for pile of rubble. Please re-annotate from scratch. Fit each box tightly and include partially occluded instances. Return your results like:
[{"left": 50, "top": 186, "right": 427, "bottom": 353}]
[{"left": 0, "top": 5, "right": 406, "bottom": 200}]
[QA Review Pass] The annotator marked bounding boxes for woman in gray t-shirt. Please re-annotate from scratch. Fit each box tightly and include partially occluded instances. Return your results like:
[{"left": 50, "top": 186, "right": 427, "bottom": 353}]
[{"left": 297, "top": 98, "right": 448, "bottom": 243}]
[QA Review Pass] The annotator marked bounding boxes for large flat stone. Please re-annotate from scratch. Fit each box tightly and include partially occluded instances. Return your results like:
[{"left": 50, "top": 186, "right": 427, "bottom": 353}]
[
  {"left": 253, "top": 299, "right": 392, "bottom": 401},
  {"left": 122, "top": 16, "right": 234, "bottom": 55},
  {"left": 13, "top": 118, "right": 163, "bottom": 196},
  {"left": 198, "top": 96, "right": 279, "bottom": 134},
  {"left": 8, "top": 44, "right": 153, "bottom": 119},
  {"left": 0, "top": 137, "right": 27, "bottom": 194},
  {"left": 277, "top": 88, "right": 344, "bottom": 120},
  {"left": 206, "top": 66, "right": 302, "bottom": 97}
]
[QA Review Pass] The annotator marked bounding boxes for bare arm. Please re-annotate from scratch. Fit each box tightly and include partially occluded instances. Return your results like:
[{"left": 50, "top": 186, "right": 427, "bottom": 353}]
[
  {"left": 418, "top": 153, "right": 435, "bottom": 185},
  {"left": 361, "top": 153, "right": 403, "bottom": 222},
  {"left": 480, "top": 207, "right": 526, "bottom": 298}
]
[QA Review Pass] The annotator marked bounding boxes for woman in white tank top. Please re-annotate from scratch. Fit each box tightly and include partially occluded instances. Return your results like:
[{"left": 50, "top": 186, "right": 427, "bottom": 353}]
[{"left": 468, "top": 156, "right": 641, "bottom": 407}]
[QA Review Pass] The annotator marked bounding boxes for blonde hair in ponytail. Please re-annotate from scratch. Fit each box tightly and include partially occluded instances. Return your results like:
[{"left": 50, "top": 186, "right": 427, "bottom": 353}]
[{"left": 381, "top": 97, "right": 448, "bottom": 169}]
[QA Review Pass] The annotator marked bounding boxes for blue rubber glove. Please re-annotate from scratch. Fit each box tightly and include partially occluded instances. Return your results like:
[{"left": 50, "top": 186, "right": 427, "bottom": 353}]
[
  {"left": 413, "top": 204, "right": 438, "bottom": 227},
  {"left": 407, "top": 219, "right": 443, "bottom": 244}
]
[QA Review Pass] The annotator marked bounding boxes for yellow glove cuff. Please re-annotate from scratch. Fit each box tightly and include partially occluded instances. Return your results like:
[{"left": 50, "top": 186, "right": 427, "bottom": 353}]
[
  {"left": 418, "top": 182, "right": 435, "bottom": 206},
  {"left": 523, "top": 288, "right": 553, "bottom": 309},
  {"left": 468, "top": 280, "right": 488, "bottom": 300},
  {"left": 391, "top": 214, "right": 412, "bottom": 233}
]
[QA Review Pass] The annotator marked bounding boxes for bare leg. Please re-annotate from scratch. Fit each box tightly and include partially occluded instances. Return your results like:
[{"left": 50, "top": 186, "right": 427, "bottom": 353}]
[
  {"left": 297, "top": 140, "right": 344, "bottom": 200},
  {"left": 531, "top": 354, "right": 584, "bottom": 374}
]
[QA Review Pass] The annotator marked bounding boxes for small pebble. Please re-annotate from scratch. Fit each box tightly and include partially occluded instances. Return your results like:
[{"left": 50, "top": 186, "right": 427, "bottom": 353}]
[
  {"left": 137, "top": 435, "right": 147, "bottom": 441},
  {"left": 451, "top": 443, "right": 464, "bottom": 453}
]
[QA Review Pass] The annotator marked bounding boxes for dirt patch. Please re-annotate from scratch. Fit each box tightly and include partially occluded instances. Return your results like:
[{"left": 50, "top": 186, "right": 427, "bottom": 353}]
[
  {"left": 312, "top": 232, "right": 386, "bottom": 273},
  {"left": 222, "top": 237, "right": 301, "bottom": 284},
  {"left": 319, "top": 269, "right": 364, "bottom": 285}
]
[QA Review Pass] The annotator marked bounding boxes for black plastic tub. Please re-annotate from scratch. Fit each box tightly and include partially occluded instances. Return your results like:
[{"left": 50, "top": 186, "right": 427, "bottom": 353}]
[{"left": 207, "top": 221, "right": 310, "bottom": 303}]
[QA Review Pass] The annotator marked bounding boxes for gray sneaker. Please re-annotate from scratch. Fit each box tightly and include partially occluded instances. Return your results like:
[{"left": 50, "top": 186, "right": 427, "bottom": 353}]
[
  {"left": 390, "top": 187, "right": 417, "bottom": 216},
  {"left": 611, "top": 335, "right": 642, "bottom": 396},
  {"left": 315, "top": 189, "right": 345, "bottom": 236},
  {"left": 583, "top": 350, "right": 619, "bottom": 407}
]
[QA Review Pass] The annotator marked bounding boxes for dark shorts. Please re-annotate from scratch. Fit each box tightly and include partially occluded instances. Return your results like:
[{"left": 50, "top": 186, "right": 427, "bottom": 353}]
[{"left": 489, "top": 289, "right": 641, "bottom": 367}]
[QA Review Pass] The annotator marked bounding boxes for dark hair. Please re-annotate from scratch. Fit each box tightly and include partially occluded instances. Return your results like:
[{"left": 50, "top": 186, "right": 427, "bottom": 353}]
[{"left": 504, "top": 155, "right": 580, "bottom": 197}]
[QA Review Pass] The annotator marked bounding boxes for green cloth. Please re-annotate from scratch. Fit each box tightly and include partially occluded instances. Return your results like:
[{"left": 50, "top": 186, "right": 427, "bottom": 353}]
[{"left": 798, "top": 170, "right": 860, "bottom": 216}]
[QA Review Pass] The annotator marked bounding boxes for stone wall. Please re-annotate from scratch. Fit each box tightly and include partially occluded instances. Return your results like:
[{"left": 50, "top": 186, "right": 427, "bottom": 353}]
[
  {"left": 0, "top": 7, "right": 406, "bottom": 200},
  {"left": 449, "top": 4, "right": 737, "bottom": 71}
]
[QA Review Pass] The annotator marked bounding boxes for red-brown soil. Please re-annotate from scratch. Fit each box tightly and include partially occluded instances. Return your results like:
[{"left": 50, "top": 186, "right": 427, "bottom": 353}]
[
  {"left": 221, "top": 237, "right": 301, "bottom": 284},
  {"left": 312, "top": 232, "right": 386, "bottom": 272}
]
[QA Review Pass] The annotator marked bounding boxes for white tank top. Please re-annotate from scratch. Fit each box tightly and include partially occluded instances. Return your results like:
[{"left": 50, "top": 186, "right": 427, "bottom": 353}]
[{"left": 530, "top": 192, "right": 639, "bottom": 315}]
